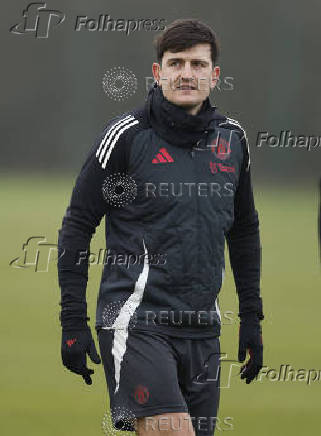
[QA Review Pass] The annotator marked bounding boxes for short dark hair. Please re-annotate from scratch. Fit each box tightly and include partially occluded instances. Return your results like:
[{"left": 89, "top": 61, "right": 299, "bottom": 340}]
[{"left": 153, "top": 19, "right": 220, "bottom": 67}]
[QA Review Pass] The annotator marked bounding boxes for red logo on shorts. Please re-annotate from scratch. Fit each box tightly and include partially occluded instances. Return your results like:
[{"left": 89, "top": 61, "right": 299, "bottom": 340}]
[
  {"left": 211, "top": 137, "right": 231, "bottom": 160},
  {"left": 134, "top": 385, "right": 149, "bottom": 404}
]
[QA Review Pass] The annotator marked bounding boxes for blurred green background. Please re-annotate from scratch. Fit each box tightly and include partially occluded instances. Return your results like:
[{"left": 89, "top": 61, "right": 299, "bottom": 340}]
[
  {"left": 2, "top": 0, "right": 321, "bottom": 434},
  {"left": 1, "top": 176, "right": 320, "bottom": 435}
]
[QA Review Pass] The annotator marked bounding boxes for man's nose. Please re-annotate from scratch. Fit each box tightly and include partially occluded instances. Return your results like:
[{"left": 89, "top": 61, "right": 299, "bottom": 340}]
[{"left": 181, "top": 62, "right": 194, "bottom": 79}]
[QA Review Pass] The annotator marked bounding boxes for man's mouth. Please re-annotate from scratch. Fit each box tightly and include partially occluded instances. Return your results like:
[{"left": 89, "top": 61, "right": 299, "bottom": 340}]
[{"left": 176, "top": 85, "right": 197, "bottom": 90}]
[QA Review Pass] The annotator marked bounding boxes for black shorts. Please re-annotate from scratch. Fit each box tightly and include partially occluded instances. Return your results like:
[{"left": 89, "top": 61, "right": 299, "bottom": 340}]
[{"left": 98, "top": 328, "right": 221, "bottom": 436}]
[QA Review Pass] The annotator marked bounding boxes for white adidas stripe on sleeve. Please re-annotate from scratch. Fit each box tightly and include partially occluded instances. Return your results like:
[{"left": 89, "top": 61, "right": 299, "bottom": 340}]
[
  {"left": 96, "top": 115, "right": 134, "bottom": 157},
  {"left": 95, "top": 115, "right": 139, "bottom": 170},
  {"left": 101, "top": 119, "right": 139, "bottom": 169}
]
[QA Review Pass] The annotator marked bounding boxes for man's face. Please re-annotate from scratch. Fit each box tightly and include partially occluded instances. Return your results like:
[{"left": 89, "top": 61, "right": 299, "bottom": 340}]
[{"left": 152, "top": 43, "right": 220, "bottom": 115}]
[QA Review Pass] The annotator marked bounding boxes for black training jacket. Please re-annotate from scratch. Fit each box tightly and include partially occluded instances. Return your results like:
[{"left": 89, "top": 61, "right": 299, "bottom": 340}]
[{"left": 57, "top": 84, "right": 264, "bottom": 338}]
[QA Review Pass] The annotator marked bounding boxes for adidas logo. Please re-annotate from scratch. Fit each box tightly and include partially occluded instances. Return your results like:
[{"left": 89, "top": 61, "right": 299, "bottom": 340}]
[{"left": 152, "top": 147, "right": 174, "bottom": 164}]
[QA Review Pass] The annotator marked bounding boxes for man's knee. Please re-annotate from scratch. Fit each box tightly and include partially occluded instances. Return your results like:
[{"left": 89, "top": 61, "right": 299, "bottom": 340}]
[{"left": 135, "top": 411, "right": 195, "bottom": 436}]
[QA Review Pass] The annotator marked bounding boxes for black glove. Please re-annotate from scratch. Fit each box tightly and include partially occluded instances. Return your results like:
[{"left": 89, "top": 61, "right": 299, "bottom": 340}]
[
  {"left": 61, "top": 326, "right": 101, "bottom": 385},
  {"left": 238, "top": 312, "right": 263, "bottom": 384}
]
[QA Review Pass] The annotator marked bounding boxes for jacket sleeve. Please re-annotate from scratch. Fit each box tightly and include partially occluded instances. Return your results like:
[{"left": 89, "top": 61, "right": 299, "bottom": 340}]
[
  {"left": 57, "top": 119, "right": 130, "bottom": 328},
  {"left": 225, "top": 132, "right": 264, "bottom": 320}
]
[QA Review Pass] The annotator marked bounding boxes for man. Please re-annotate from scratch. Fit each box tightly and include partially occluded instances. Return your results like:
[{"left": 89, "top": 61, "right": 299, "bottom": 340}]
[{"left": 58, "top": 19, "right": 264, "bottom": 436}]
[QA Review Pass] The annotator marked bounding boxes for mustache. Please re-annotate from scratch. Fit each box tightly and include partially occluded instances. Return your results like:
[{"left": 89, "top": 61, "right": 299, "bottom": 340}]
[{"left": 159, "top": 77, "right": 208, "bottom": 90}]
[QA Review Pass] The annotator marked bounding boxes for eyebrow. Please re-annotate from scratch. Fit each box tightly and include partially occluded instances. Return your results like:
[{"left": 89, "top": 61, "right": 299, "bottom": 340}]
[{"left": 166, "top": 57, "right": 209, "bottom": 64}]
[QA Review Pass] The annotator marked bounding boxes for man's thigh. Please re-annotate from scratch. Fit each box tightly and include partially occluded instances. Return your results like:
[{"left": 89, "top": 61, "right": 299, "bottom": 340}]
[
  {"left": 176, "top": 336, "right": 221, "bottom": 436},
  {"left": 135, "top": 412, "right": 196, "bottom": 436},
  {"left": 98, "top": 328, "right": 188, "bottom": 432}
]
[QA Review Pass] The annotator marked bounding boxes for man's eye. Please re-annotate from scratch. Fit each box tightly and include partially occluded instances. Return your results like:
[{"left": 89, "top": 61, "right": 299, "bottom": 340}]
[{"left": 193, "top": 61, "right": 205, "bottom": 67}]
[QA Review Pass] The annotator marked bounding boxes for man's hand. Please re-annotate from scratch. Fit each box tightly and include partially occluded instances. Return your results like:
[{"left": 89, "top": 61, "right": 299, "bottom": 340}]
[
  {"left": 238, "top": 313, "right": 263, "bottom": 384},
  {"left": 61, "top": 327, "right": 101, "bottom": 385}
]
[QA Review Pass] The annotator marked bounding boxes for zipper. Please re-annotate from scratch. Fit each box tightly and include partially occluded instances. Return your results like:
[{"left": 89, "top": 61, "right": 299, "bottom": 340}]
[
  {"left": 189, "top": 130, "right": 209, "bottom": 283},
  {"left": 190, "top": 138, "right": 201, "bottom": 158},
  {"left": 190, "top": 140, "right": 200, "bottom": 283}
]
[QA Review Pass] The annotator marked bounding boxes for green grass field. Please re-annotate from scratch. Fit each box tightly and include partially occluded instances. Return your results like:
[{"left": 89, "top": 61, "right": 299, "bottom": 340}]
[{"left": 1, "top": 174, "right": 320, "bottom": 436}]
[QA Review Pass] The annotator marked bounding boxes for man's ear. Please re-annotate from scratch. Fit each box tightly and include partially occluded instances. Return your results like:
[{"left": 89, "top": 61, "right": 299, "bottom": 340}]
[
  {"left": 210, "top": 66, "right": 220, "bottom": 90},
  {"left": 152, "top": 62, "right": 161, "bottom": 84}
]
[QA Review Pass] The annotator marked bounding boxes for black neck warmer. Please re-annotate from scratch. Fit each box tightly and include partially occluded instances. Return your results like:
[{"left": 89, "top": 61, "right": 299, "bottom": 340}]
[{"left": 145, "top": 82, "right": 222, "bottom": 148}]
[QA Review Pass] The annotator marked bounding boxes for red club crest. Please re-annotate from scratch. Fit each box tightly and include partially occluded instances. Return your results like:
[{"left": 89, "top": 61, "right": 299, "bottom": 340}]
[
  {"left": 134, "top": 385, "right": 149, "bottom": 404},
  {"left": 211, "top": 137, "right": 231, "bottom": 160}
]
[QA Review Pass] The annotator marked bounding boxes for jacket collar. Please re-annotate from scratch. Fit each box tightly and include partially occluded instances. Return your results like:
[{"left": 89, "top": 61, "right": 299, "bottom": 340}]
[{"left": 145, "top": 82, "right": 226, "bottom": 148}]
